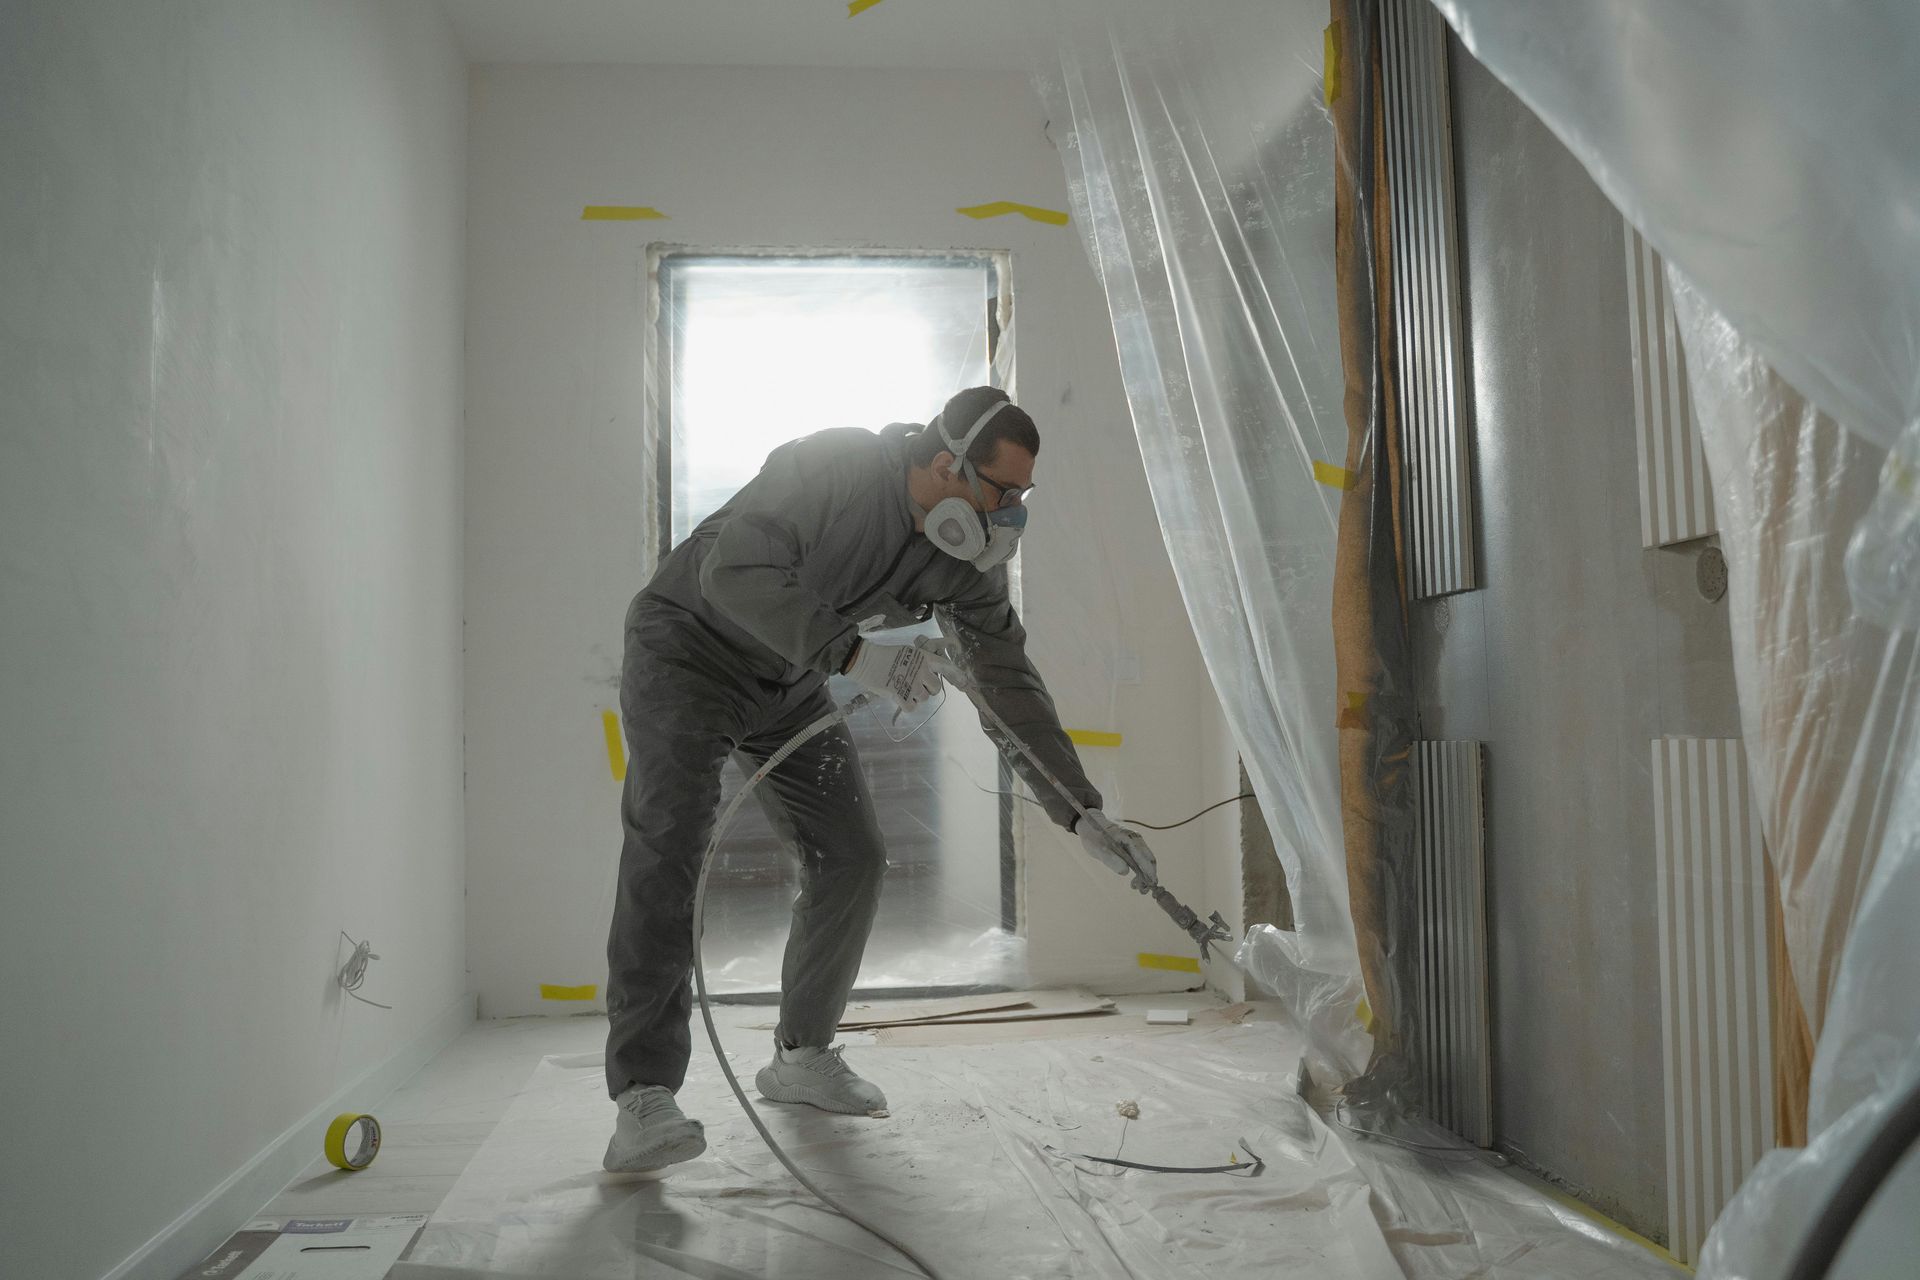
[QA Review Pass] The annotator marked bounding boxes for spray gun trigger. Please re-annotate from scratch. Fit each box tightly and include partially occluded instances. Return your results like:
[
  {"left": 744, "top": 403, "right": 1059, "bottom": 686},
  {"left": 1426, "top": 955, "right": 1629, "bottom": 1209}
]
[{"left": 1195, "top": 911, "right": 1231, "bottom": 959}]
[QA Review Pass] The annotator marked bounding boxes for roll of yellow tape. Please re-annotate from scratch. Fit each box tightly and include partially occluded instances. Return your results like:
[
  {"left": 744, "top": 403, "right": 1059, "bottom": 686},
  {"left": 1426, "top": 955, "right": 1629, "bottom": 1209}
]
[{"left": 324, "top": 1112, "right": 381, "bottom": 1171}]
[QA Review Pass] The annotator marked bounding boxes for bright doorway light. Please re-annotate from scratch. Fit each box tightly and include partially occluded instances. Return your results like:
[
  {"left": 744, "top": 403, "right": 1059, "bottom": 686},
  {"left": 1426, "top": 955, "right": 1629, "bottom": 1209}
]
[
  {"left": 666, "top": 255, "right": 994, "bottom": 541},
  {"left": 654, "top": 252, "right": 1019, "bottom": 995}
]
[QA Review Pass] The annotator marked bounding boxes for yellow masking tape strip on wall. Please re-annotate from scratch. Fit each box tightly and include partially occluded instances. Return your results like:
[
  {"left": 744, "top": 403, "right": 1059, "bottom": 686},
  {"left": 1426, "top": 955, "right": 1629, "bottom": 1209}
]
[
  {"left": 848, "top": 0, "right": 886, "bottom": 14},
  {"left": 1066, "top": 728, "right": 1124, "bottom": 748},
  {"left": 581, "top": 206, "right": 668, "bottom": 221},
  {"left": 602, "top": 709, "right": 627, "bottom": 781},
  {"left": 1313, "top": 459, "right": 1358, "bottom": 490},
  {"left": 1138, "top": 953, "right": 1203, "bottom": 974},
  {"left": 956, "top": 201, "right": 1070, "bottom": 226},
  {"left": 540, "top": 983, "right": 598, "bottom": 1001},
  {"left": 1324, "top": 21, "right": 1343, "bottom": 105}
]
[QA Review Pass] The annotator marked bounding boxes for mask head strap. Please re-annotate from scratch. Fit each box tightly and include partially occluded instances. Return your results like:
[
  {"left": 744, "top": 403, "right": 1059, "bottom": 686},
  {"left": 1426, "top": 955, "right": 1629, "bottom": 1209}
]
[{"left": 936, "top": 398, "right": 1017, "bottom": 507}]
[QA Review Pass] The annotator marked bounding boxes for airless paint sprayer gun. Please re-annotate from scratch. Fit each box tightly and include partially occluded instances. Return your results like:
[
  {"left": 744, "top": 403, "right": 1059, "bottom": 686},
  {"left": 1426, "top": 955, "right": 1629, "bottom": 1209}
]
[{"left": 918, "top": 638, "right": 1238, "bottom": 967}]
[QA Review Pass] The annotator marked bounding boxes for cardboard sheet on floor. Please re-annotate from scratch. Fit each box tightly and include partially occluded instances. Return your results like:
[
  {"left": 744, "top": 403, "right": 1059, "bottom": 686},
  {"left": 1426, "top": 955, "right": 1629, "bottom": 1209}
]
[
  {"left": 789, "top": 989, "right": 1113, "bottom": 1034},
  {"left": 387, "top": 1024, "right": 1680, "bottom": 1279},
  {"left": 835, "top": 992, "right": 1039, "bottom": 1027},
  {"left": 871, "top": 999, "right": 1254, "bottom": 1047},
  {"left": 892, "top": 995, "right": 1112, "bottom": 1024},
  {"left": 851, "top": 991, "right": 1113, "bottom": 1029},
  {"left": 179, "top": 1215, "right": 426, "bottom": 1280}
]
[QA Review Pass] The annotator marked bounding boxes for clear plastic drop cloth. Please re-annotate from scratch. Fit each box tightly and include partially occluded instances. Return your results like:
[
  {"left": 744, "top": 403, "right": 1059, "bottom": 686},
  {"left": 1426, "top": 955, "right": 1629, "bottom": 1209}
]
[
  {"left": 1428, "top": 0, "right": 1920, "bottom": 457},
  {"left": 1039, "top": 0, "right": 1372, "bottom": 1075},
  {"left": 1668, "top": 277, "right": 1920, "bottom": 1279},
  {"left": 390, "top": 1016, "right": 1679, "bottom": 1280},
  {"left": 1239, "top": 924, "right": 1374, "bottom": 1089},
  {"left": 1042, "top": 1, "right": 1920, "bottom": 1271},
  {"left": 1426, "top": 0, "right": 1920, "bottom": 640}
]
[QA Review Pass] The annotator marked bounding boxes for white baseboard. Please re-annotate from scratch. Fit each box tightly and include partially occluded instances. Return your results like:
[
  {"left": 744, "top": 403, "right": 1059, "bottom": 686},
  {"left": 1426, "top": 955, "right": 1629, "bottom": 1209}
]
[{"left": 105, "top": 989, "right": 477, "bottom": 1280}]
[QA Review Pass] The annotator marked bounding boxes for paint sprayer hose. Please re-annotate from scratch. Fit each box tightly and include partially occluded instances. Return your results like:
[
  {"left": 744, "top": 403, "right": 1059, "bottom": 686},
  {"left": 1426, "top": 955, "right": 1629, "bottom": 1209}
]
[
  {"left": 690, "top": 691, "right": 945, "bottom": 1280},
  {"left": 689, "top": 678, "right": 1240, "bottom": 1278}
]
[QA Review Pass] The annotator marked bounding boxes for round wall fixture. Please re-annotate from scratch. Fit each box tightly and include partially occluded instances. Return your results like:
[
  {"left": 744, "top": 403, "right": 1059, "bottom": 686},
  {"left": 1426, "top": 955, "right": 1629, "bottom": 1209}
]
[{"left": 1697, "top": 545, "right": 1729, "bottom": 602}]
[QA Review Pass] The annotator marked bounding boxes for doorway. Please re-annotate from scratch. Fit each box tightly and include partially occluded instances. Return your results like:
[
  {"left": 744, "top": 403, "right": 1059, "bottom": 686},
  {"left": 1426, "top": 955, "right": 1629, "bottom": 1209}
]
[{"left": 650, "top": 249, "right": 1022, "bottom": 996}]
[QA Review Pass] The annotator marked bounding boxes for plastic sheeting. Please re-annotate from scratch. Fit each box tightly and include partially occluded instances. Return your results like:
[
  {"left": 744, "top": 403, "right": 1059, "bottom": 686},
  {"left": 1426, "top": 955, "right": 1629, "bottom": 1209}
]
[
  {"left": 1047, "top": 0, "right": 1920, "bottom": 1271},
  {"left": 1040, "top": 0, "right": 1373, "bottom": 1077},
  {"left": 391, "top": 1014, "right": 1679, "bottom": 1279},
  {"left": 1668, "top": 281, "right": 1920, "bottom": 1278},
  {"left": 1418, "top": 3, "right": 1920, "bottom": 1274},
  {"left": 1428, "top": 1, "right": 1919, "bottom": 457}
]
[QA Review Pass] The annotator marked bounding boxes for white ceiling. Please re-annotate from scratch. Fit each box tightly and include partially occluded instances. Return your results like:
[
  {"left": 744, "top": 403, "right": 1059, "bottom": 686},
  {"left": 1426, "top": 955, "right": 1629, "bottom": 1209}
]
[{"left": 437, "top": 0, "right": 1050, "bottom": 70}]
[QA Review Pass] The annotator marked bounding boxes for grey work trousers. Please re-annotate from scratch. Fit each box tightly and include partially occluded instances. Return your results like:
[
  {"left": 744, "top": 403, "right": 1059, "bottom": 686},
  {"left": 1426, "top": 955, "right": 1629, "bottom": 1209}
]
[{"left": 605, "top": 597, "right": 888, "bottom": 1098}]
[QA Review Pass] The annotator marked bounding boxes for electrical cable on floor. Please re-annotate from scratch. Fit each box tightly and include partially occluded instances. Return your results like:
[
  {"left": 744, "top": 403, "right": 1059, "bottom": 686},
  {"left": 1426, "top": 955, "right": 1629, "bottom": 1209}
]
[
  {"left": 1054, "top": 1137, "right": 1266, "bottom": 1176},
  {"left": 1331, "top": 1099, "right": 1507, "bottom": 1165},
  {"left": 337, "top": 932, "right": 392, "bottom": 1009}
]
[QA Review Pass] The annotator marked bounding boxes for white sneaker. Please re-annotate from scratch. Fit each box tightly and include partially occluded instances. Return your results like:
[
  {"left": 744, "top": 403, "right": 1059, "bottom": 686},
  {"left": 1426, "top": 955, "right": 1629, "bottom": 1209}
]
[
  {"left": 604, "top": 1084, "right": 706, "bottom": 1173},
  {"left": 754, "top": 1039, "right": 889, "bottom": 1115}
]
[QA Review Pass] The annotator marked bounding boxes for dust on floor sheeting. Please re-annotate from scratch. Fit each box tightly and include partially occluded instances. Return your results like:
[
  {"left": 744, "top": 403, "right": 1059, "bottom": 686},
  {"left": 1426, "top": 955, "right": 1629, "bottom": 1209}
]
[{"left": 389, "top": 1018, "right": 1680, "bottom": 1279}]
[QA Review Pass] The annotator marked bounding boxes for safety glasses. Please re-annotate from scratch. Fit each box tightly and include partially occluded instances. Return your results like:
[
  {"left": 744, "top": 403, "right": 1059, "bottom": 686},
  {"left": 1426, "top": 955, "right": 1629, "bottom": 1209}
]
[{"left": 972, "top": 469, "right": 1035, "bottom": 512}]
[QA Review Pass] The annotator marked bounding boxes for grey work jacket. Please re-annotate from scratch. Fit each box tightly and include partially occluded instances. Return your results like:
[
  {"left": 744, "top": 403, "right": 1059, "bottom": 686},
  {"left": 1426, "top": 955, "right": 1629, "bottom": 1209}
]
[{"left": 641, "top": 423, "right": 1100, "bottom": 829}]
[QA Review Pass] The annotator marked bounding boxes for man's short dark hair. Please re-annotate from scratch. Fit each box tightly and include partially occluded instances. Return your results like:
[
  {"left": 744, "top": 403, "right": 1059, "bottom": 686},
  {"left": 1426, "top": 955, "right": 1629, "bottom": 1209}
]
[{"left": 909, "top": 386, "right": 1039, "bottom": 469}]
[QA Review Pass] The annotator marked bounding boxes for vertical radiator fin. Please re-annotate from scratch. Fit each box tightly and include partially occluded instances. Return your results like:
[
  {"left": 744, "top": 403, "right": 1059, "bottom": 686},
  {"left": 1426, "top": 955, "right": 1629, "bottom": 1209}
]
[
  {"left": 1626, "top": 224, "right": 1717, "bottom": 546},
  {"left": 1652, "top": 738, "right": 1773, "bottom": 1265},
  {"left": 1412, "top": 739, "right": 1492, "bottom": 1146},
  {"left": 1382, "top": 0, "right": 1477, "bottom": 598}
]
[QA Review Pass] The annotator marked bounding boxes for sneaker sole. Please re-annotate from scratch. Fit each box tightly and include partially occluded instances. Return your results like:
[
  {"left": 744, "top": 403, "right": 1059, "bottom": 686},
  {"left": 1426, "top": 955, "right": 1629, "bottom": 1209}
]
[
  {"left": 602, "top": 1127, "right": 707, "bottom": 1174},
  {"left": 754, "top": 1066, "right": 886, "bottom": 1116}
]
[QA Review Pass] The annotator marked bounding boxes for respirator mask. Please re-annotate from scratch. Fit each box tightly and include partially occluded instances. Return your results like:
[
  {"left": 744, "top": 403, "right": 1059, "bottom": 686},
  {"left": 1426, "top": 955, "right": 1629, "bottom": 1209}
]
[{"left": 921, "top": 399, "right": 1030, "bottom": 572}]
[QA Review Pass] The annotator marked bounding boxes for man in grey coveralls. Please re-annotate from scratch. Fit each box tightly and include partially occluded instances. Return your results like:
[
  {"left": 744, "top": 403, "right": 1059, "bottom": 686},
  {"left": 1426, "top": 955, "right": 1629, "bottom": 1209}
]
[{"left": 602, "top": 386, "right": 1161, "bottom": 1174}]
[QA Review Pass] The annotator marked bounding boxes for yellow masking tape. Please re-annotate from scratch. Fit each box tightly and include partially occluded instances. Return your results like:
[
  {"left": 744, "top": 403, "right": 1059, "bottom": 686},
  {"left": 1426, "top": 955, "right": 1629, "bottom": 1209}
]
[
  {"left": 540, "top": 983, "right": 598, "bottom": 1001},
  {"left": 1346, "top": 692, "right": 1368, "bottom": 712},
  {"left": 581, "top": 205, "right": 668, "bottom": 221},
  {"left": 956, "top": 201, "right": 1070, "bottom": 226},
  {"left": 1137, "top": 953, "right": 1203, "bottom": 975},
  {"left": 1313, "top": 459, "right": 1358, "bottom": 490},
  {"left": 1528, "top": 1177, "right": 1685, "bottom": 1268},
  {"left": 1324, "top": 21, "right": 1343, "bottom": 106},
  {"left": 602, "top": 709, "right": 627, "bottom": 782},
  {"left": 1066, "top": 728, "right": 1123, "bottom": 749},
  {"left": 1890, "top": 453, "right": 1915, "bottom": 498},
  {"left": 848, "top": 0, "right": 886, "bottom": 14},
  {"left": 324, "top": 1112, "right": 381, "bottom": 1171}
]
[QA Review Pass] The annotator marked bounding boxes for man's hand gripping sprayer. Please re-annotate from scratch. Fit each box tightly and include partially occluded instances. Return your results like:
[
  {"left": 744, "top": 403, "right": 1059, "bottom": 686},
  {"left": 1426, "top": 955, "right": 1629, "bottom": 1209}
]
[{"left": 913, "top": 638, "right": 1238, "bottom": 967}]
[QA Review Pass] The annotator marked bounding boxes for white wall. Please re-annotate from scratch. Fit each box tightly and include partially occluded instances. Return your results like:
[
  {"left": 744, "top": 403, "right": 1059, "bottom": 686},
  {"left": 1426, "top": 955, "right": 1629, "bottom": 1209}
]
[
  {"left": 0, "top": 4, "right": 468, "bottom": 1277},
  {"left": 1198, "top": 685, "right": 1251, "bottom": 1001},
  {"left": 464, "top": 63, "right": 1234, "bottom": 1017}
]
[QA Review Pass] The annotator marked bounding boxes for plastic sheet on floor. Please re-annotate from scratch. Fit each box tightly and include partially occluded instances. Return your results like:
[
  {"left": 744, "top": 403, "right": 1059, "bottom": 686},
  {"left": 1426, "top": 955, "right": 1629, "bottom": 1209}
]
[{"left": 390, "top": 1022, "right": 1678, "bottom": 1279}]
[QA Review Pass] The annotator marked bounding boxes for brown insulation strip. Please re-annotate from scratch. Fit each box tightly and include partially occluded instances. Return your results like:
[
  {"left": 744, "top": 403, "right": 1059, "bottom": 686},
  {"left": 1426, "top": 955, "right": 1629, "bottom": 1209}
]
[{"left": 1329, "top": 0, "right": 1415, "bottom": 1070}]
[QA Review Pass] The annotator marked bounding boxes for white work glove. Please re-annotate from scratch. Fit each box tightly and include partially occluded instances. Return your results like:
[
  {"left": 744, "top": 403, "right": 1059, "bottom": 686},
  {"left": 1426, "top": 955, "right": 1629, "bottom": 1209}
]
[
  {"left": 1074, "top": 809, "right": 1158, "bottom": 893},
  {"left": 842, "top": 638, "right": 948, "bottom": 710}
]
